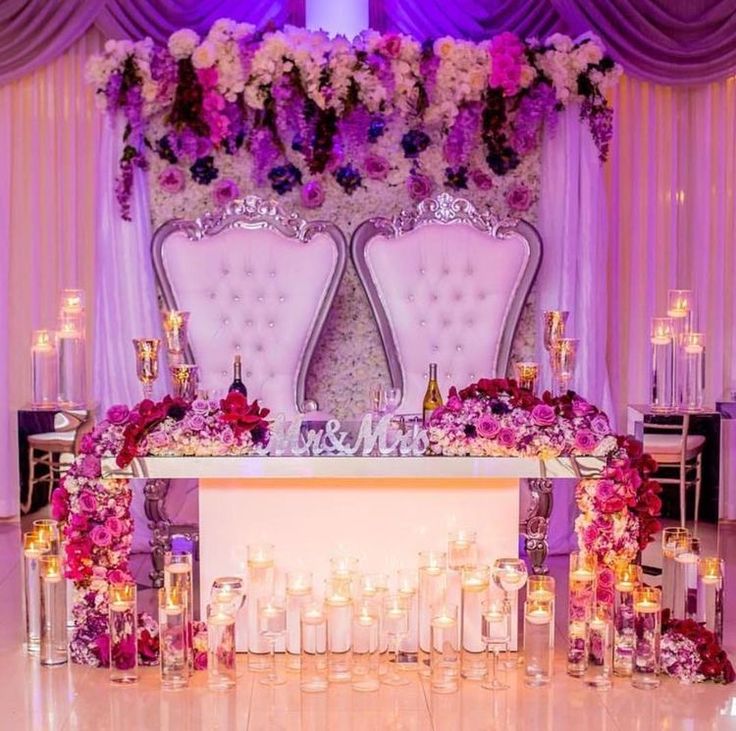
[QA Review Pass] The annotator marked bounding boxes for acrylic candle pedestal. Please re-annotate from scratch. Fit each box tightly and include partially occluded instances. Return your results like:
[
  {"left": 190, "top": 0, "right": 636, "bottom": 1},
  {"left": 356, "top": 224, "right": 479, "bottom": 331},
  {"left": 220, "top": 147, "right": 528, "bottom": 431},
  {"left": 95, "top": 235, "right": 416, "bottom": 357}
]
[
  {"left": 460, "top": 565, "right": 490, "bottom": 680},
  {"left": 524, "top": 596, "right": 554, "bottom": 687},
  {"left": 286, "top": 571, "right": 313, "bottom": 671},
  {"left": 39, "top": 555, "right": 66, "bottom": 666},
  {"left": 430, "top": 604, "right": 460, "bottom": 694},
  {"left": 108, "top": 582, "right": 138, "bottom": 683},
  {"left": 698, "top": 557, "right": 724, "bottom": 643},
  {"left": 159, "top": 587, "right": 189, "bottom": 690},
  {"left": 587, "top": 603, "right": 613, "bottom": 690},
  {"left": 31, "top": 330, "right": 58, "bottom": 408},
  {"left": 301, "top": 603, "right": 328, "bottom": 693},
  {"left": 613, "top": 563, "right": 641, "bottom": 677},
  {"left": 208, "top": 603, "right": 237, "bottom": 689},
  {"left": 418, "top": 551, "right": 447, "bottom": 677},
  {"left": 247, "top": 544, "right": 275, "bottom": 671},
  {"left": 351, "top": 602, "right": 380, "bottom": 692},
  {"left": 632, "top": 587, "right": 661, "bottom": 690}
]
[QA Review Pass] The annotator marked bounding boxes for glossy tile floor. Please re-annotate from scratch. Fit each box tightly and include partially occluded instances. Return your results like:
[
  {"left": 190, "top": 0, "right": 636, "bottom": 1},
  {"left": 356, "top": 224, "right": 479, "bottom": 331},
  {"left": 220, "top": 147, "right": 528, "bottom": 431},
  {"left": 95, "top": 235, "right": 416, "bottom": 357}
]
[{"left": 1, "top": 519, "right": 735, "bottom": 731}]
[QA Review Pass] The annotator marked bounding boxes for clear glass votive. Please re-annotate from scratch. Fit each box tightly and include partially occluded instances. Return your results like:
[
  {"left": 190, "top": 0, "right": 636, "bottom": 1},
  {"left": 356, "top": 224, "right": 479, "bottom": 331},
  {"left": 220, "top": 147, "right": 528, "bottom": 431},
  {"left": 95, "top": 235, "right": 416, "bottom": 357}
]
[
  {"left": 108, "top": 582, "right": 138, "bottom": 683},
  {"left": 568, "top": 551, "right": 596, "bottom": 677},
  {"left": 23, "top": 531, "right": 49, "bottom": 654},
  {"left": 58, "top": 322, "right": 86, "bottom": 406},
  {"left": 613, "top": 563, "right": 641, "bottom": 677},
  {"left": 448, "top": 530, "right": 477, "bottom": 570},
  {"left": 418, "top": 551, "right": 447, "bottom": 677},
  {"left": 162, "top": 310, "right": 190, "bottom": 355},
  {"left": 207, "top": 603, "right": 236, "bottom": 690},
  {"left": 159, "top": 587, "right": 189, "bottom": 690},
  {"left": 514, "top": 361, "right": 539, "bottom": 394},
  {"left": 170, "top": 364, "right": 199, "bottom": 401},
  {"left": 430, "top": 603, "right": 460, "bottom": 694},
  {"left": 460, "top": 564, "right": 490, "bottom": 680},
  {"left": 329, "top": 555, "right": 360, "bottom": 597},
  {"left": 33, "top": 520, "right": 60, "bottom": 554},
  {"left": 632, "top": 587, "right": 661, "bottom": 690},
  {"left": 164, "top": 551, "right": 194, "bottom": 669},
  {"left": 286, "top": 570, "right": 313, "bottom": 671},
  {"left": 524, "top": 596, "right": 554, "bottom": 687},
  {"left": 352, "top": 601, "right": 380, "bottom": 692},
  {"left": 698, "top": 557, "right": 724, "bottom": 644},
  {"left": 247, "top": 543, "right": 275, "bottom": 671},
  {"left": 587, "top": 603, "right": 613, "bottom": 690},
  {"left": 301, "top": 602, "right": 328, "bottom": 693},
  {"left": 39, "top": 554, "right": 67, "bottom": 666}
]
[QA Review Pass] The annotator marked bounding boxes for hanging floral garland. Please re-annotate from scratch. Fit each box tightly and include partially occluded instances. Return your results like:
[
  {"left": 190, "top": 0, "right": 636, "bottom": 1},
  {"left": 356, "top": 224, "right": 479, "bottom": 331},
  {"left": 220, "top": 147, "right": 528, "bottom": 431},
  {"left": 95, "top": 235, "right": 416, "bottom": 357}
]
[{"left": 86, "top": 21, "right": 621, "bottom": 221}]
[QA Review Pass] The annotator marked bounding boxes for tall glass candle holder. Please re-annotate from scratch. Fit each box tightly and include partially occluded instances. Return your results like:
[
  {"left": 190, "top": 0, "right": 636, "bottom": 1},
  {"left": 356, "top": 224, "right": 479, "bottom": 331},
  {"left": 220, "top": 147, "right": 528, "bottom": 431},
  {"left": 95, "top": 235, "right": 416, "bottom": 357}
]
[
  {"left": 492, "top": 557, "right": 528, "bottom": 668},
  {"left": 613, "top": 563, "right": 641, "bottom": 677},
  {"left": 587, "top": 603, "right": 613, "bottom": 690},
  {"left": 258, "top": 596, "right": 287, "bottom": 686},
  {"left": 650, "top": 317, "right": 675, "bottom": 412},
  {"left": 673, "top": 536, "right": 700, "bottom": 619},
  {"left": 39, "top": 555, "right": 67, "bottom": 666},
  {"left": 698, "top": 557, "right": 724, "bottom": 643},
  {"left": 207, "top": 603, "right": 236, "bottom": 690},
  {"left": 668, "top": 289, "right": 693, "bottom": 404},
  {"left": 448, "top": 529, "right": 477, "bottom": 570},
  {"left": 301, "top": 602, "right": 328, "bottom": 693},
  {"left": 159, "top": 587, "right": 189, "bottom": 690},
  {"left": 162, "top": 310, "right": 190, "bottom": 360},
  {"left": 430, "top": 603, "right": 460, "bottom": 694},
  {"left": 58, "top": 319, "right": 86, "bottom": 406},
  {"left": 514, "top": 362, "right": 539, "bottom": 394},
  {"left": 460, "top": 564, "right": 490, "bottom": 680},
  {"left": 132, "top": 338, "right": 160, "bottom": 400},
  {"left": 164, "top": 552, "right": 194, "bottom": 670},
  {"left": 329, "top": 555, "right": 360, "bottom": 597},
  {"left": 24, "top": 532, "right": 50, "bottom": 654},
  {"left": 397, "top": 568, "right": 419, "bottom": 668},
  {"left": 210, "top": 576, "right": 245, "bottom": 614},
  {"left": 382, "top": 594, "right": 410, "bottom": 686},
  {"left": 661, "top": 527, "right": 690, "bottom": 615},
  {"left": 481, "top": 595, "right": 510, "bottom": 691},
  {"left": 567, "top": 551, "right": 596, "bottom": 677},
  {"left": 325, "top": 576, "right": 352, "bottom": 683},
  {"left": 524, "top": 595, "right": 554, "bottom": 687},
  {"left": 286, "top": 570, "right": 313, "bottom": 671},
  {"left": 352, "top": 601, "right": 380, "bottom": 692},
  {"left": 60, "top": 288, "right": 86, "bottom": 328},
  {"left": 550, "top": 338, "right": 579, "bottom": 394},
  {"left": 359, "top": 573, "right": 389, "bottom": 653},
  {"left": 247, "top": 543, "right": 275, "bottom": 670},
  {"left": 418, "top": 551, "right": 447, "bottom": 677},
  {"left": 33, "top": 520, "right": 60, "bottom": 553},
  {"left": 108, "top": 582, "right": 138, "bottom": 683},
  {"left": 31, "top": 330, "right": 58, "bottom": 407},
  {"left": 543, "top": 310, "right": 569, "bottom": 353},
  {"left": 527, "top": 576, "right": 555, "bottom": 649},
  {"left": 681, "top": 332, "right": 705, "bottom": 412},
  {"left": 632, "top": 587, "right": 661, "bottom": 690},
  {"left": 170, "top": 364, "right": 199, "bottom": 401}
]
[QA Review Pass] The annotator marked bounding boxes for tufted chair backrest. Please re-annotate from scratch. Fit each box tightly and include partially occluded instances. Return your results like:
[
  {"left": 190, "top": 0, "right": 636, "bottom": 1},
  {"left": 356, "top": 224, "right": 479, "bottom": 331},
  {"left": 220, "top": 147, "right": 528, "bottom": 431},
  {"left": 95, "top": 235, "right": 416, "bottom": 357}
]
[
  {"left": 352, "top": 194, "right": 542, "bottom": 414},
  {"left": 152, "top": 197, "right": 347, "bottom": 417}
]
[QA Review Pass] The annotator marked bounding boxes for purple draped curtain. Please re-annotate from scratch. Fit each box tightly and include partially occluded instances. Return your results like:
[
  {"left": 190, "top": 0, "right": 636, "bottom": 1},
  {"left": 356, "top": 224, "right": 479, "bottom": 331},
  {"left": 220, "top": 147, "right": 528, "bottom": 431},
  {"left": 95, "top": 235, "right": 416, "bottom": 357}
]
[
  {"left": 370, "top": 0, "right": 736, "bottom": 84},
  {"left": 0, "top": 0, "right": 306, "bottom": 85}
]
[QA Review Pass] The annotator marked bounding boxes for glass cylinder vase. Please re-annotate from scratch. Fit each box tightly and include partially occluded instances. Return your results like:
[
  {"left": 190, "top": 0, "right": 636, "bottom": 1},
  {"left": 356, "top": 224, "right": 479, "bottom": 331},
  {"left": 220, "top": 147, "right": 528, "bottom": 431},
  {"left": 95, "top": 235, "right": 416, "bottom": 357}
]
[
  {"left": 108, "top": 582, "right": 138, "bottom": 683},
  {"left": 162, "top": 310, "right": 190, "bottom": 358},
  {"left": 31, "top": 330, "right": 58, "bottom": 407},
  {"left": 567, "top": 551, "right": 596, "bottom": 677},
  {"left": 159, "top": 587, "right": 189, "bottom": 690},
  {"left": 247, "top": 543, "right": 275, "bottom": 670},
  {"left": 527, "top": 576, "right": 556, "bottom": 649},
  {"left": 23, "top": 531, "right": 49, "bottom": 654},
  {"left": 325, "top": 577, "right": 352, "bottom": 683},
  {"left": 613, "top": 563, "right": 641, "bottom": 677},
  {"left": 661, "top": 527, "right": 690, "bottom": 615},
  {"left": 681, "top": 332, "right": 705, "bottom": 412},
  {"left": 58, "top": 321, "right": 86, "bottom": 407},
  {"left": 207, "top": 603, "right": 237, "bottom": 690},
  {"left": 524, "top": 596, "right": 554, "bottom": 687},
  {"left": 352, "top": 601, "right": 380, "bottom": 692},
  {"left": 697, "top": 557, "right": 724, "bottom": 643},
  {"left": 632, "top": 587, "right": 661, "bottom": 690},
  {"left": 397, "top": 568, "right": 419, "bottom": 669},
  {"left": 672, "top": 535, "right": 700, "bottom": 620},
  {"left": 301, "top": 602, "right": 328, "bottom": 693},
  {"left": 460, "top": 564, "right": 490, "bottom": 680},
  {"left": 430, "top": 603, "right": 460, "bottom": 694},
  {"left": 39, "top": 555, "right": 67, "bottom": 666},
  {"left": 587, "top": 603, "right": 613, "bottom": 690},
  {"left": 418, "top": 551, "right": 447, "bottom": 677},
  {"left": 286, "top": 570, "right": 313, "bottom": 671},
  {"left": 649, "top": 317, "right": 674, "bottom": 413}
]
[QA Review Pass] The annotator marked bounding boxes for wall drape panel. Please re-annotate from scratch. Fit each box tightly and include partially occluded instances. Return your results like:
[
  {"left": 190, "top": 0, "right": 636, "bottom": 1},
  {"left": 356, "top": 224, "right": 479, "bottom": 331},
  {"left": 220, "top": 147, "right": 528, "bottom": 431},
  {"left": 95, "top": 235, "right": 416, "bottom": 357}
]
[
  {"left": 0, "top": 29, "right": 104, "bottom": 515},
  {"left": 370, "top": 0, "right": 736, "bottom": 85},
  {"left": 0, "top": 0, "right": 305, "bottom": 85},
  {"left": 605, "top": 75, "right": 736, "bottom": 425}
]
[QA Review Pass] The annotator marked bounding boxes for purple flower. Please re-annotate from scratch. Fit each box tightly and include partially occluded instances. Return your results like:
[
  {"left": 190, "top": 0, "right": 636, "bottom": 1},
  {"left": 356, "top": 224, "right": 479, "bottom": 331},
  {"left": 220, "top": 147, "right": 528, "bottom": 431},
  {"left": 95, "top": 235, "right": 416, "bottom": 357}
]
[
  {"left": 191, "top": 399, "right": 209, "bottom": 414},
  {"left": 590, "top": 414, "right": 610, "bottom": 435},
  {"left": 446, "top": 394, "right": 463, "bottom": 412},
  {"left": 106, "top": 404, "right": 131, "bottom": 425},
  {"left": 78, "top": 491, "right": 98, "bottom": 513},
  {"left": 148, "top": 431, "right": 170, "bottom": 449},
  {"left": 334, "top": 164, "right": 362, "bottom": 195},
  {"left": 268, "top": 163, "right": 302, "bottom": 194},
  {"left": 406, "top": 174, "right": 433, "bottom": 201},
  {"left": 186, "top": 414, "right": 206, "bottom": 432},
  {"left": 572, "top": 397, "right": 595, "bottom": 417},
  {"left": 444, "top": 166, "right": 468, "bottom": 190},
  {"left": 505, "top": 184, "right": 532, "bottom": 212},
  {"left": 471, "top": 169, "right": 494, "bottom": 190},
  {"left": 498, "top": 427, "right": 517, "bottom": 448},
  {"left": 190, "top": 156, "right": 219, "bottom": 185},
  {"left": 78, "top": 454, "right": 101, "bottom": 479},
  {"left": 220, "top": 427, "right": 235, "bottom": 446},
  {"left": 80, "top": 433, "right": 96, "bottom": 454},
  {"left": 531, "top": 403, "right": 556, "bottom": 427},
  {"left": 476, "top": 415, "right": 501, "bottom": 439},
  {"left": 574, "top": 429, "right": 599, "bottom": 452},
  {"left": 300, "top": 179, "right": 325, "bottom": 209},
  {"left": 363, "top": 154, "right": 390, "bottom": 180},
  {"left": 158, "top": 166, "right": 186, "bottom": 193},
  {"left": 212, "top": 178, "right": 239, "bottom": 207},
  {"left": 90, "top": 525, "right": 112, "bottom": 547},
  {"left": 105, "top": 517, "right": 123, "bottom": 537},
  {"left": 401, "top": 129, "right": 430, "bottom": 159}
]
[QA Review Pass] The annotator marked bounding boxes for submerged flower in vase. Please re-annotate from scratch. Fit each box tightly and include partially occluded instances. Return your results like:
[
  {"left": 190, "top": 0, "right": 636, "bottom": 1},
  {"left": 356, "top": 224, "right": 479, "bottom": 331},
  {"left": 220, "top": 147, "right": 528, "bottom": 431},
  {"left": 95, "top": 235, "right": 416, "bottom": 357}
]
[
  {"left": 301, "top": 179, "right": 325, "bottom": 208},
  {"left": 158, "top": 166, "right": 186, "bottom": 193},
  {"left": 212, "top": 178, "right": 239, "bottom": 206}
]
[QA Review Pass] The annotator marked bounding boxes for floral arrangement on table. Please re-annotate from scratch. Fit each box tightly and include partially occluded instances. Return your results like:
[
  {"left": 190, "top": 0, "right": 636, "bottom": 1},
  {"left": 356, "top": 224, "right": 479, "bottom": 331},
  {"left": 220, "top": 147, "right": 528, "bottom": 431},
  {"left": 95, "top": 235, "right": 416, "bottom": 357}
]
[
  {"left": 52, "top": 392, "right": 269, "bottom": 667},
  {"left": 427, "top": 377, "right": 663, "bottom": 600},
  {"left": 661, "top": 617, "right": 735, "bottom": 684},
  {"left": 85, "top": 20, "right": 621, "bottom": 221}
]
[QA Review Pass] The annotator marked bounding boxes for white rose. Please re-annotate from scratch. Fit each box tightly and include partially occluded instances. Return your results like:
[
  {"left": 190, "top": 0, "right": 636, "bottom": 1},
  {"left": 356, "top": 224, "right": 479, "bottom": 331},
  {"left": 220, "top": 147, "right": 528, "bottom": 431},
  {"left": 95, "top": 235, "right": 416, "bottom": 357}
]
[
  {"left": 546, "top": 33, "right": 573, "bottom": 52},
  {"left": 168, "top": 28, "right": 200, "bottom": 60},
  {"left": 192, "top": 40, "right": 217, "bottom": 69}
]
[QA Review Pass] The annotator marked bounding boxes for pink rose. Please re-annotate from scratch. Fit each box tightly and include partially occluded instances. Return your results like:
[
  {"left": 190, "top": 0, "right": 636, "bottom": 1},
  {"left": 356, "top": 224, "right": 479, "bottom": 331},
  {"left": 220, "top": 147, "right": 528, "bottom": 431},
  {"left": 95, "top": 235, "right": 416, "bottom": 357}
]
[
  {"left": 364, "top": 154, "right": 390, "bottom": 181},
  {"left": 158, "top": 166, "right": 186, "bottom": 194},
  {"left": 498, "top": 427, "right": 516, "bottom": 448},
  {"left": 212, "top": 178, "right": 239, "bottom": 207},
  {"left": 406, "top": 174, "right": 433, "bottom": 202},
  {"left": 107, "top": 568, "right": 131, "bottom": 585},
  {"left": 106, "top": 404, "right": 130, "bottom": 425},
  {"left": 186, "top": 414, "right": 205, "bottom": 431},
  {"left": 90, "top": 524, "right": 112, "bottom": 547},
  {"left": 220, "top": 427, "right": 235, "bottom": 446},
  {"left": 300, "top": 180, "right": 325, "bottom": 209},
  {"left": 505, "top": 184, "right": 532, "bottom": 211},
  {"left": 476, "top": 415, "right": 501, "bottom": 439},
  {"left": 51, "top": 487, "right": 69, "bottom": 521},
  {"left": 106, "top": 517, "right": 123, "bottom": 537},
  {"left": 148, "top": 431, "right": 170, "bottom": 449},
  {"left": 471, "top": 169, "right": 494, "bottom": 190},
  {"left": 574, "top": 430, "right": 599, "bottom": 452},
  {"left": 590, "top": 414, "right": 610, "bottom": 436},
  {"left": 571, "top": 397, "right": 595, "bottom": 417},
  {"left": 78, "top": 454, "right": 101, "bottom": 479},
  {"left": 78, "top": 490, "right": 97, "bottom": 513},
  {"left": 79, "top": 433, "right": 95, "bottom": 454},
  {"left": 70, "top": 513, "right": 89, "bottom": 532},
  {"left": 531, "top": 403, "right": 556, "bottom": 426},
  {"left": 446, "top": 394, "right": 463, "bottom": 412}
]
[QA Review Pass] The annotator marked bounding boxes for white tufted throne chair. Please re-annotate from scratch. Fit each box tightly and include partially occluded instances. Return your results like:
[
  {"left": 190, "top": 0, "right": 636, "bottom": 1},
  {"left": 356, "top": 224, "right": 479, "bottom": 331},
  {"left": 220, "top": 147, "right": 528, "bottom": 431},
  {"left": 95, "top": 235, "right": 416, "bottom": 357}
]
[
  {"left": 351, "top": 193, "right": 541, "bottom": 413},
  {"left": 132, "top": 197, "right": 347, "bottom": 595}
]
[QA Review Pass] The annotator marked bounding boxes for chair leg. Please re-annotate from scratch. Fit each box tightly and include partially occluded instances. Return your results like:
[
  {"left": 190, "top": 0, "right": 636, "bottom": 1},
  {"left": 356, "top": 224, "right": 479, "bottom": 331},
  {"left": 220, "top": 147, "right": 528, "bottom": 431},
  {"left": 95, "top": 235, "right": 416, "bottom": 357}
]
[
  {"left": 23, "top": 447, "right": 36, "bottom": 514},
  {"left": 678, "top": 460, "right": 687, "bottom": 529},
  {"left": 693, "top": 453, "right": 702, "bottom": 536}
]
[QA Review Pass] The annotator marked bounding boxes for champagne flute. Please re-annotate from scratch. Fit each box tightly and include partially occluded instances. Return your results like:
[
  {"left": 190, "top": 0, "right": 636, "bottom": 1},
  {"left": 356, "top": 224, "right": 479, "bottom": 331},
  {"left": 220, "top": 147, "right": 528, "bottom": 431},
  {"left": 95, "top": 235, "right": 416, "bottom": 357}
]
[
  {"left": 550, "top": 338, "right": 579, "bottom": 395},
  {"left": 369, "top": 383, "right": 385, "bottom": 417},
  {"left": 258, "top": 596, "right": 287, "bottom": 686},
  {"left": 543, "top": 311, "right": 569, "bottom": 353},
  {"left": 492, "top": 558, "right": 528, "bottom": 669},
  {"left": 132, "top": 338, "right": 160, "bottom": 400},
  {"left": 383, "top": 387, "right": 402, "bottom": 415}
]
